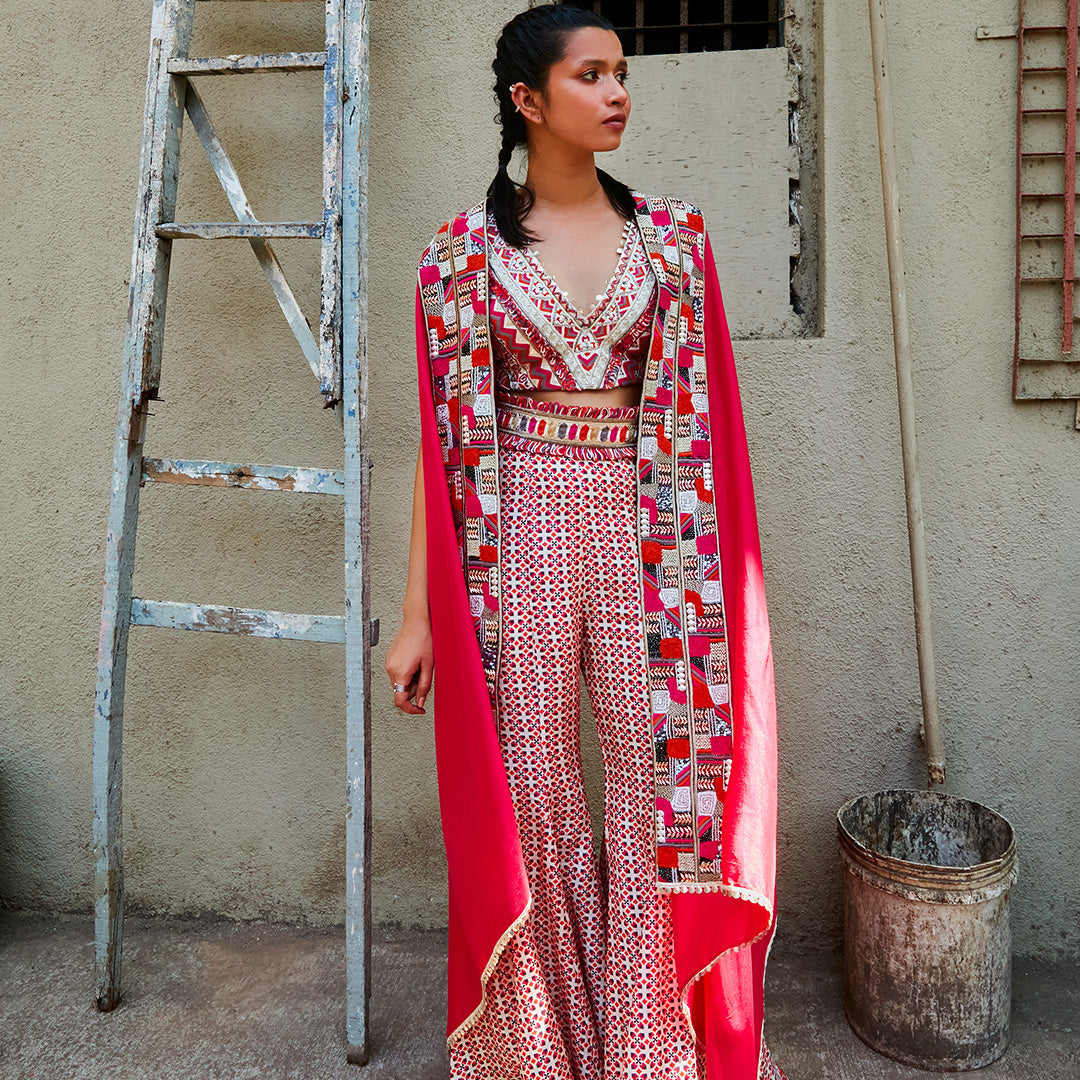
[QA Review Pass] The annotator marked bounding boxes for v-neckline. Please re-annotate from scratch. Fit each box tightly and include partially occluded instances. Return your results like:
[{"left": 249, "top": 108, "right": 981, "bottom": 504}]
[{"left": 521, "top": 218, "right": 636, "bottom": 325}]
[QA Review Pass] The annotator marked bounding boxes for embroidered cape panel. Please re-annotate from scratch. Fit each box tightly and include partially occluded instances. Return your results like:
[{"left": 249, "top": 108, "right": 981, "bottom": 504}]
[
  {"left": 417, "top": 194, "right": 732, "bottom": 887},
  {"left": 418, "top": 207, "right": 502, "bottom": 696}
]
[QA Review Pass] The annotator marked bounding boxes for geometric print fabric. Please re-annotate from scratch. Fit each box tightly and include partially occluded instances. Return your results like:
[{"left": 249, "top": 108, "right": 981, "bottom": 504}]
[
  {"left": 417, "top": 194, "right": 738, "bottom": 890},
  {"left": 449, "top": 439, "right": 704, "bottom": 1080},
  {"left": 447, "top": 436, "right": 787, "bottom": 1080}
]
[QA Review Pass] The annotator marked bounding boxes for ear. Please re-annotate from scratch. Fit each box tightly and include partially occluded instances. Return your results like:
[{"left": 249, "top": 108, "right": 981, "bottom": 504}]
[{"left": 512, "top": 83, "right": 544, "bottom": 125}]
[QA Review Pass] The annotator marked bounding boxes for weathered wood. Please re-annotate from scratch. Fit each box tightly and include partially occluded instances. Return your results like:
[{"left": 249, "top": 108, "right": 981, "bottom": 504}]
[
  {"left": 156, "top": 222, "right": 324, "bottom": 239},
  {"left": 169, "top": 52, "right": 326, "bottom": 75},
  {"left": 142, "top": 458, "right": 344, "bottom": 493},
  {"left": 130, "top": 600, "right": 346, "bottom": 643},
  {"left": 95, "top": 0, "right": 194, "bottom": 1012},
  {"left": 124, "top": 1, "right": 193, "bottom": 416},
  {"left": 97, "top": 3, "right": 372, "bottom": 1058},
  {"left": 184, "top": 82, "right": 323, "bottom": 384},
  {"left": 342, "top": 0, "right": 371, "bottom": 1062},
  {"left": 319, "top": 0, "right": 344, "bottom": 405}
]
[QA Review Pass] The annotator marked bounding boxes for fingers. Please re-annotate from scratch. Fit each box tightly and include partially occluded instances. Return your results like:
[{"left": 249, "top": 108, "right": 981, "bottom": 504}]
[
  {"left": 389, "top": 663, "right": 426, "bottom": 714},
  {"left": 393, "top": 684, "right": 425, "bottom": 715},
  {"left": 415, "top": 654, "right": 434, "bottom": 710},
  {"left": 385, "top": 637, "right": 432, "bottom": 714}
]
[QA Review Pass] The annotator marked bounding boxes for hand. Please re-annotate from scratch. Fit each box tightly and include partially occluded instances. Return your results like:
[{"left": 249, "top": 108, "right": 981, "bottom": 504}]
[{"left": 385, "top": 615, "right": 433, "bottom": 714}]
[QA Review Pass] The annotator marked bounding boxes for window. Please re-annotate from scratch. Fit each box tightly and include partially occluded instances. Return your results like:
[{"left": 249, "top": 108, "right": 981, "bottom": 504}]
[
  {"left": 550, "top": 0, "right": 820, "bottom": 338},
  {"left": 560, "top": 1, "right": 785, "bottom": 55}
]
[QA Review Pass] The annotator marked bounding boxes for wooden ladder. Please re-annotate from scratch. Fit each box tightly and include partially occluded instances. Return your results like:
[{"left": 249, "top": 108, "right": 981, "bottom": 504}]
[
  {"left": 1014, "top": 0, "right": 1080, "bottom": 427},
  {"left": 91, "top": 0, "right": 374, "bottom": 1064}
]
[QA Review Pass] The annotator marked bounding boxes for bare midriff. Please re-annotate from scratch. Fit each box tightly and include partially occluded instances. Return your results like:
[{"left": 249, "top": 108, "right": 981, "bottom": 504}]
[{"left": 518, "top": 384, "right": 642, "bottom": 409}]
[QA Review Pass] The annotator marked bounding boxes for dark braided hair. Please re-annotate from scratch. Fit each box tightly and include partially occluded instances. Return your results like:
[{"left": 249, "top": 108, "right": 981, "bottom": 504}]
[{"left": 489, "top": 3, "right": 636, "bottom": 248}]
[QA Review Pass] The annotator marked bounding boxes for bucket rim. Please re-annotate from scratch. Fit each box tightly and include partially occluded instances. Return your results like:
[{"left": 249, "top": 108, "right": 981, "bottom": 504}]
[{"left": 836, "top": 788, "right": 1017, "bottom": 880}]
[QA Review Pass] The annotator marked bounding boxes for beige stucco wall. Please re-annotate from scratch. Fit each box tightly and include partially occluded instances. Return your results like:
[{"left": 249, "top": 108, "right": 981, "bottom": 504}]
[{"left": 1, "top": 0, "right": 1077, "bottom": 961}]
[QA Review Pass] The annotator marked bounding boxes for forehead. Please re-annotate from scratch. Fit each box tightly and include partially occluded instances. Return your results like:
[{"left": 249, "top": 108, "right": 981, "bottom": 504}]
[{"left": 555, "top": 26, "right": 626, "bottom": 66}]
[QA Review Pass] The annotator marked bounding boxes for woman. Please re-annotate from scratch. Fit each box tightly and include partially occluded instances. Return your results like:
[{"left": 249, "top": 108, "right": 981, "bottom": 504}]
[{"left": 386, "top": 6, "right": 784, "bottom": 1078}]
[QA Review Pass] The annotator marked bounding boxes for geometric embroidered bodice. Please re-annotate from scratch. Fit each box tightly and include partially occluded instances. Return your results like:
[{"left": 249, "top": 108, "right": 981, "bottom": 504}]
[{"left": 488, "top": 212, "right": 657, "bottom": 393}]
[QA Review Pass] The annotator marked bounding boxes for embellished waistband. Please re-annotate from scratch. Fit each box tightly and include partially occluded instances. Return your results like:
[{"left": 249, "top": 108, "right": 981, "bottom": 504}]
[{"left": 496, "top": 392, "right": 639, "bottom": 460}]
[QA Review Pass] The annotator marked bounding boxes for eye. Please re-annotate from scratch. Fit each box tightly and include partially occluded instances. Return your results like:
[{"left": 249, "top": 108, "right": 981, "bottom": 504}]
[
  {"left": 581, "top": 69, "right": 599, "bottom": 81},
  {"left": 616, "top": 70, "right": 630, "bottom": 84}
]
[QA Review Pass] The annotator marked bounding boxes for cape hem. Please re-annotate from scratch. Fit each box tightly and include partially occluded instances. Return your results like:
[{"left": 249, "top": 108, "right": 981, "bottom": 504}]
[
  {"left": 677, "top": 895, "right": 775, "bottom": 1040},
  {"left": 445, "top": 896, "right": 533, "bottom": 1048}
]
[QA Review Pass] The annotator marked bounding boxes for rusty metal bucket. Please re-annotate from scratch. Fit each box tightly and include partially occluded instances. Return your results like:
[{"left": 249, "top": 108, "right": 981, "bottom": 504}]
[{"left": 838, "top": 789, "right": 1018, "bottom": 1071}]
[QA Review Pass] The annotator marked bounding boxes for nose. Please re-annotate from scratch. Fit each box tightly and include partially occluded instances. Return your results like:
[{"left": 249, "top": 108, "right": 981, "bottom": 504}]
[{"left": 608, "top": 77, "right": 629, "bottom": 106}]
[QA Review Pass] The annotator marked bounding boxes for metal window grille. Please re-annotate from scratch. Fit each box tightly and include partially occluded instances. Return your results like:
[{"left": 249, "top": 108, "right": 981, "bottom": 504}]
[{"left": 560, "top": 1, "right": 785, "bottom": 55}]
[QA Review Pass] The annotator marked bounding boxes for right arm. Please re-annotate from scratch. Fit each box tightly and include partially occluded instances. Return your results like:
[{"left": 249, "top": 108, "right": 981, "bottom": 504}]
[{"left": 384, "top": 444, "right": 434, "bottom": 714}]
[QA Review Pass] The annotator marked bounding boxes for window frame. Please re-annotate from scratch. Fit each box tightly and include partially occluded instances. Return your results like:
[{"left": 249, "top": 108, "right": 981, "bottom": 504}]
[{"left": 559, "top": 1, "right": 786, "bottom": 56}]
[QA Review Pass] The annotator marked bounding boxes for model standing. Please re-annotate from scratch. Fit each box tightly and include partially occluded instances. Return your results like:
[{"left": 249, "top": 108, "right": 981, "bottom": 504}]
[{"left": 386, "top": 6, "right": 785, "bottom": 1078}]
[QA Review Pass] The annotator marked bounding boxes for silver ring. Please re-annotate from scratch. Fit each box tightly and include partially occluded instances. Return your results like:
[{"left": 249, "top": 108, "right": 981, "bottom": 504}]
[{"left": 392, "top": 683, "right": 407, "bottom": 693}]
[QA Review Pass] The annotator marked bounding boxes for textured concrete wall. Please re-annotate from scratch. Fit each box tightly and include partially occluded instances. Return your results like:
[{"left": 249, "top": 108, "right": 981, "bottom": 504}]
[{"left": 0, "top": 0, "right": 1077, "bottom": 962}]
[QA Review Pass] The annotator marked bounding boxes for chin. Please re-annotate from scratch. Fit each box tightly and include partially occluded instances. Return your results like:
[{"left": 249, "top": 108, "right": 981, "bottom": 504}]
[{"left": 594, "top": 132, "right": 625, "bottom": 151}]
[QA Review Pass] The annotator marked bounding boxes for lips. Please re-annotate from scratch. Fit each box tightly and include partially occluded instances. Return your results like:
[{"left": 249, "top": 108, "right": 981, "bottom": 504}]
[{"left": 603, "top": 114, "right": 626, "bottom": 130}]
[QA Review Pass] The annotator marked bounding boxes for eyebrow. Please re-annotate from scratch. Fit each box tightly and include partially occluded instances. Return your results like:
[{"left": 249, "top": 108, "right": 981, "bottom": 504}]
[{"left": 574, "top": 57, "right": 629, "bottom": 68}]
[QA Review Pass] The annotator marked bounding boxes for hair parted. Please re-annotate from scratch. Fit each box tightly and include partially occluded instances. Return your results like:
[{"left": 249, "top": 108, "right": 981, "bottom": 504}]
[{"left": 488, "top": 3, "right": 636, "bottom": 247}]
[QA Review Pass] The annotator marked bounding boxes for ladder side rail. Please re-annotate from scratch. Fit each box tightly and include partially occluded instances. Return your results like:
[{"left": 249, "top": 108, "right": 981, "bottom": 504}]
[
  {"left": 320, "top": 0, "right": 345, "bottom": 405},
  {"left": 1062, "top": 0, "right": 1078, "bottom": 353},
  {"left": 94, "top": 0, "right": 195, "bottom": 1011},
  {"left": 136, "top": 1, "right": 196, "bottom": 411},
  {"left": 1014, "top": 1, "right": 1026, "bottom": 398},
  {"left": 342, "top": 0, "right": 372, "bottom": 1064},
  {"left": 184, "top": 83, "right": 324, "bottom": 381}
]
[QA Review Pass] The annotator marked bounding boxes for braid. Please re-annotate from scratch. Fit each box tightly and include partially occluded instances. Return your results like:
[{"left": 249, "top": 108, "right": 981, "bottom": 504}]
[
  {"left": 497, "top": 128, "right": 515, "bottom": 174},
  {"left": 488, "top": 94, "right": 535, "bottom": 247},
  {"left": 487, "top": 4, "right": 632, "bottom": 248}
]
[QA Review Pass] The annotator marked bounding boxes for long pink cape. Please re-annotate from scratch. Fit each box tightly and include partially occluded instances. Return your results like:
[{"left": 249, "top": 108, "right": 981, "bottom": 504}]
[{"left": 415, "top": 234, "right": 777, "bottom": 1078}]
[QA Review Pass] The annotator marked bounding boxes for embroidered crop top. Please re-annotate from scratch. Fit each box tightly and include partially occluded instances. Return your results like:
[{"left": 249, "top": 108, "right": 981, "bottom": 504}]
[{"left": 488, "top": 213, "right": 657, "bottom": 393}]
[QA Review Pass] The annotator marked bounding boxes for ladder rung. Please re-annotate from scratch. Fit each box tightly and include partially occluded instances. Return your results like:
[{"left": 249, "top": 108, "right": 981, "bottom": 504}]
[
  {"left": 169, "top": 52, "right": 327, "bottom": 75},
  {"left": 156, "top": 222, "right": 324, "bottom": 240},
  {"left": 142, "top": 458, "right": 344, "bottom": 494},
  {"left": 130, "top": 599, "right": 345, "bottom": 643}
]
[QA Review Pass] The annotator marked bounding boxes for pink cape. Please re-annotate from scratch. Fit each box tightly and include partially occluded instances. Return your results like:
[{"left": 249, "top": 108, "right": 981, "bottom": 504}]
[{"left": 415, "top": 234, "right": 777, "bottom": 1079}]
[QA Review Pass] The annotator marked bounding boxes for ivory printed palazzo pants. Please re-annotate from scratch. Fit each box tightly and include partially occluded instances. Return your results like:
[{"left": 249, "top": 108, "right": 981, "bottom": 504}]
[{"left": 449, "top": 395, "right": 705, "bottom": 1080}]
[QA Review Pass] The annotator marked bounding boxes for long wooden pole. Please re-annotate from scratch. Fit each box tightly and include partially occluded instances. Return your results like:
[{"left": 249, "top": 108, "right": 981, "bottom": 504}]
[{"left": 868, "top": 0, "right": 946, "bottom": 785}]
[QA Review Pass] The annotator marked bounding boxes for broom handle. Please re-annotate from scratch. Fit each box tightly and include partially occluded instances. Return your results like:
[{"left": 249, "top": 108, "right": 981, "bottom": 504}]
[{"left": 869, "top": 0, "right": 946, "bottom": 784}]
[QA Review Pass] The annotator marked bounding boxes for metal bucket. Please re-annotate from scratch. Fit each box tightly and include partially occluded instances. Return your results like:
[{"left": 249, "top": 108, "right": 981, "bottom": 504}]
[{"left": 837, "top": 789, "right": 1018, "bottom": 1071}]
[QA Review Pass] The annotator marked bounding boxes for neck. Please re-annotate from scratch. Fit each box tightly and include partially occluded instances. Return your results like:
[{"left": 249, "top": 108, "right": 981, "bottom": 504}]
[{"left": 522, "top": 138, "right": 606, "bottom": 212}]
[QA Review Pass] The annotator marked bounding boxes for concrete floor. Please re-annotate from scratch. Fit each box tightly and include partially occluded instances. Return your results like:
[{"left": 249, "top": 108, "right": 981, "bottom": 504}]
[{"left": 0, "top": 911, "right": 1075, "bottom": 1080}]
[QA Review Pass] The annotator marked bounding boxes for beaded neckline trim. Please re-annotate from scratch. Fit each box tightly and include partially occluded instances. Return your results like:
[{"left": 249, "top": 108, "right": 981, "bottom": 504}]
[{"left": 487, "top": 214, "right": 656, "bottom": 392}]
